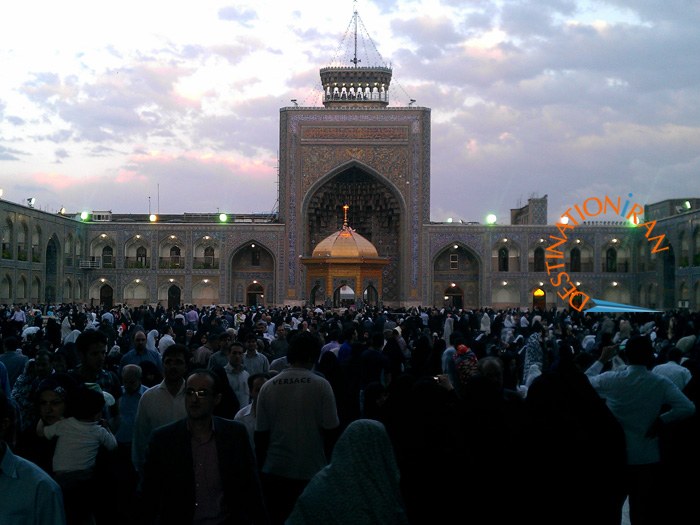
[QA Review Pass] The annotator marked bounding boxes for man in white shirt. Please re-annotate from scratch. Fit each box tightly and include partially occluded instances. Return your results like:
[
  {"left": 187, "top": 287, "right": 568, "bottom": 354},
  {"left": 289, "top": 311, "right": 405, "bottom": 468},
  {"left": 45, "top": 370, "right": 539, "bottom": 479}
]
[
  {"left": 255, "top": 331, "right": 339, "bottom": 525},
  {"left": 157, "top": 325, "right": 176, "bottom": 355},
  {"left": 243, "top": 333, "right": 270, "bottom": 376},
  {"left": 234, "top": 372, "right": 270, "bottom": 451},
  {"left": 224, "top": 342, "right": 250, "bottom": 408},
  {"left": 651, "top": 347, "right": 692, "bottom": 391},
  {"left": 131, "top": 344, "right": 188, "bottom": 477},
  {"left": 586, "top": 336, "right": 695, "bottom": 524}
]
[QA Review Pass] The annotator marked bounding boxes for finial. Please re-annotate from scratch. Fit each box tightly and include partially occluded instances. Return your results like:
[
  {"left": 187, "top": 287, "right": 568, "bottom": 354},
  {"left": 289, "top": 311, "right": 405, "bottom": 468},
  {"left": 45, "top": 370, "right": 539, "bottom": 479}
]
[
  {"left": 352, "top": 3, "right": 360, "bottom": 67},
  {"left": 343, "top": 204, "right": 350, "bottom": 228}
]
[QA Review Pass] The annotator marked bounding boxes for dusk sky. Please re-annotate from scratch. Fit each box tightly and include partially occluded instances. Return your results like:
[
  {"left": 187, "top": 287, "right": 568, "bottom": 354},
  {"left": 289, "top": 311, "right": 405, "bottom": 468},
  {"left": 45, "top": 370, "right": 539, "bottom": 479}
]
[{"left": 1, "top": 0, "right": 698, "bottom": 224}]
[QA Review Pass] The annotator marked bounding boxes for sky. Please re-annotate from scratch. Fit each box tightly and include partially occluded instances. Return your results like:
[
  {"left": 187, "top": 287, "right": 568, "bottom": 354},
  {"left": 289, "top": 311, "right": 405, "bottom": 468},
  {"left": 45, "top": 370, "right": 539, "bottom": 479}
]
[{"left": 0, "top": 0, "right": 699, "bottom": 224}]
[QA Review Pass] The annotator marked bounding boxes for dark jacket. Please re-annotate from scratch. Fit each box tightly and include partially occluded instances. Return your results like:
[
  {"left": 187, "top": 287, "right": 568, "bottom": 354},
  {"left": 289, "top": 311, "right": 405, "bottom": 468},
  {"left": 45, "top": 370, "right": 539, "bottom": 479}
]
[{"left": 141, "top": 416, "right": 268, "bottom": 525}]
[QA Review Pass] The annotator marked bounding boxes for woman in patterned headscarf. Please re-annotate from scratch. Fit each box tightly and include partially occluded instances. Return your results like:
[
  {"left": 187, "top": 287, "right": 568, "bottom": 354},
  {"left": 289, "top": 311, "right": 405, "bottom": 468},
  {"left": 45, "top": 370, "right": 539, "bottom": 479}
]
[{"left": 287, "top": 419, "right": 408, "bottom": 525}]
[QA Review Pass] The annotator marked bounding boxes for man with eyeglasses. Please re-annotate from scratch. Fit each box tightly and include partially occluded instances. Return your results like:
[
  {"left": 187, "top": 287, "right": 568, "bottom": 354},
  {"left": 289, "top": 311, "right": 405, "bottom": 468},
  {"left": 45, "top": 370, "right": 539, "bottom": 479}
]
[
  {"left": 131, "top": 344, "right": 188, "bottom": 479},
  {"left": 141, "top": 369, "right": 268, "bottom": 524}
]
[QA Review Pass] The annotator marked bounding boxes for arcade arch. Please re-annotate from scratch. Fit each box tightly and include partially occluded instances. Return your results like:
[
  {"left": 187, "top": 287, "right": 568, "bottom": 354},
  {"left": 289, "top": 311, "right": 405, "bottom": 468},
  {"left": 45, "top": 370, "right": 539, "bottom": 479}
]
[{"left": 304, "top": 163, "right": 404, "bottom": 303}]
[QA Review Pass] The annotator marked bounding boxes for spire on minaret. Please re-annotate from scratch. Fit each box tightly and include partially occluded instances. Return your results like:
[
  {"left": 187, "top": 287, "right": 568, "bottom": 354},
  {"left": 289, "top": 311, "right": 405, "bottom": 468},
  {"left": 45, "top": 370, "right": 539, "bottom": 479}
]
[{"left": 351, "top": 4, "right": 360, "bottom": 67}]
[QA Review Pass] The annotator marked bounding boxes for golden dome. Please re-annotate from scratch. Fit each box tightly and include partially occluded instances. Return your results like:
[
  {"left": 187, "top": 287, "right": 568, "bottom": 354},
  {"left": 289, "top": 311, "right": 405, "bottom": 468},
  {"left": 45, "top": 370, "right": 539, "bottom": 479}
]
[{"left": 312, "top": 225, "right": 379, "bottom": 259}]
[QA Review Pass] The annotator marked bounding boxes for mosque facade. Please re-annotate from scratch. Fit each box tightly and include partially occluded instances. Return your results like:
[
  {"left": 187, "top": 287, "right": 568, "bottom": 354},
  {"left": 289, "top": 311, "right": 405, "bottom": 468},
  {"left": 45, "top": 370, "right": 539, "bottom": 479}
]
[{"left": 1, "top": 46, "right": 699, "bottom": 312}]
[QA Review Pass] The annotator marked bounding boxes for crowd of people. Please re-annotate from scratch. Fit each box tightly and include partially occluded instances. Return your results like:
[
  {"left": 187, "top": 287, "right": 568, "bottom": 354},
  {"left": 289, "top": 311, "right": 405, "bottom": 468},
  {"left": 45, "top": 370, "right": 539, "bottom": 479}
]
[{"left": 0, "top": 301, "right": 698, "bottom": 524}]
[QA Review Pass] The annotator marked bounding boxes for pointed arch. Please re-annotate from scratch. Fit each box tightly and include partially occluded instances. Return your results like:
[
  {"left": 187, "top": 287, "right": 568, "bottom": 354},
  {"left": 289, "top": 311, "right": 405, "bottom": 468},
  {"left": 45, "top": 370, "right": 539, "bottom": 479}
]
[
  {"left": 32, "top": 224, "right": 41, "bottom": 262},
  {"left": 605, "top": 247, "right": 617, "bottom": 272},
  {"left": 46, "top": 235, "right": 59, "bottom": 302},
  {"left": 431, "top": 242, "right": 481, "bottom": 308},
  {"left": 32, "top": 276, "right": 41, "bottom": 302},
  {"left": 0, "top": 274, "right": 12, "bottom": 302},
  {"left": 533, "top": 246, "right": 545, "bottom": 272},
  {"left": 363, "top": 283, "right": 379, "bottom": 307},
  {"left": 2, "top": 218, "right": 13, "bottom": 259},
  {"left": 17, "top": 275, "right": 27, "bottom": 300},
  {"left": 303, "top": 160, "right": 406, "bottom": 303},
  {"left": 17, "top": 221, "right": 29, "bottom": 261},
  {"left": 193, "top": 234, "right": 219, "bottom": 269},
  {"left": 231, "top": 240, "right": 275, "bottom": 306}
]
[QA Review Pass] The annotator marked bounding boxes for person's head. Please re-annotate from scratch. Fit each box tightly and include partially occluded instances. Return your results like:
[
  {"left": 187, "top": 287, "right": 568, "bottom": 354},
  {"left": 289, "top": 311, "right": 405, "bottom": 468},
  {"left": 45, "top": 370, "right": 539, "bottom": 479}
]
[
  {"left": 275, "top": 325, "right": 287, "bottom": 340},
  {"left": 218, "top": 331, "right": 231, "bottom": 347},
  {"left": 247, "top": 372, "right": 270, "bottom": 403},
  {"left": 477, "top": 356, "right": 504, "bottom": 390},
  {"left": 133, "top": 331, "right": 147, "bottom": 352},
  {"left": 3, "top": 336, "right": 18, "bottom": 353},
  {"left": 34, "top": 350, "right": 54, "bottom": 378},
  {"left": 207, "top": 332, "right": 221, "bottom": 350},
  {"left": 162, "top": 344, "right": 188, "bottom": 384},
  {"left": 531, "top": 320, "right": 544, "bottom": 335},
  {"left": 287, "top": 331, "right": 322, "bottom": 367},
  {"left": 227, "top": 342, "right": 245, "bottom": 368},
  {"left": 139, "top": 360, "right": 163, "bottom": 388},
  {"left": 36, "top": 374, "right": 76, "bottom": 425},
  {"left": 51, "top": 350, "right": 69, "bottom": 374},
  {"left": 122, "top": 364, "right": 143, "bottom": 395},
  {"left": 626, "top": 335, "right": 655, "bottom": 367},
  {"left": 185, "top": 369, "right": 221, "bottom": 422},
  {"left": 71, "top": 385, "right": 105, "bottom": 422},
  {"left": 244, "top": 333, "right": 259, "bottom": 353},
  {"left": 370, "top": 332, "right": 385, "bottom": 350},
  {"left": 76, "top": 330, "right": 108, "bottom": 372}
]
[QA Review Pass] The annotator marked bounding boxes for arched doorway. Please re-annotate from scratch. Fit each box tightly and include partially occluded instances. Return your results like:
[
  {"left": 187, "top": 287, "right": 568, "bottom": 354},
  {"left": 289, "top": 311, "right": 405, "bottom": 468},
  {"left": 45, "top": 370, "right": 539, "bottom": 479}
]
[
  {"left": 363, "top": 283, "right": 379, "bottom": 306},
  {"left": 247, "top": 283, "right": 264, "bottom": 307},
  {"left": 444, "top": 285, "right": 463, "bottom": 309},
  {"left": 45, "top": 236, "right": 59, "bottom": 302},
  {"left": 306, "top": 165, "right": 402, "bottom": 303},
  {"left": 432, "top": 244, "right": 480, "bottom": 308},
  {"left": 100, "top": 284, "right": 114, "bottom": 309},
  {"left": 168, "top": 285, "right": 181, "bottom": 310},
  {"left": 310, "top": 283, "right": 324, "bottom": 306},
  {"left": 231, "top": 242, "right": 275, "bottom": 305},
  {"left": 333, "top": 284, "right": 355, "bottom": 307},
  {"left": 532, "top": 288, "right": 546, "bottom": 311}
]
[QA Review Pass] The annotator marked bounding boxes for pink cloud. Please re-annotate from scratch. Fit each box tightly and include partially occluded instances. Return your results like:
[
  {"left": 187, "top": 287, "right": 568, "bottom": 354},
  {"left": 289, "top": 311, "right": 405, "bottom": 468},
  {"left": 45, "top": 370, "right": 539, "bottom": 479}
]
[
  {"left": 33, "top": 172, "right": 89, "bottom": 191},
  {"left": 115, "top": 169, "right": 149, "bottom": 184}
]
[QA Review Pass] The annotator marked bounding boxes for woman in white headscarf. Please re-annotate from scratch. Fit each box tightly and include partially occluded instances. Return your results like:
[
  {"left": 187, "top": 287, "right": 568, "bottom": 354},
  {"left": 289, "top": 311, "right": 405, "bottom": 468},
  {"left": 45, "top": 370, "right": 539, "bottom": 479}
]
[
  {"left": 287, "top": 419, "right": 408, "bottom": 525},
  {"left": 61, "top": 314, "right": 73, "bottom": 342},
  {"left": 442, "top": 314, "right": 454, "bottom": 344},
  {"left": 63, "top": 329, "right": 82, "bottom": 346},
  {"left": 146, "top": 329, "right": 159, "bottom": 353}
]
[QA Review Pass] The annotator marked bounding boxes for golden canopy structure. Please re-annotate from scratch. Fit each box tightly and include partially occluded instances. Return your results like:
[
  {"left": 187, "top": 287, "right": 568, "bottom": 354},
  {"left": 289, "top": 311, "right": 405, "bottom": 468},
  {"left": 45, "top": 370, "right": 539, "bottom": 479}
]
[{"left": 301, "top": 205, "right": 389, "bottom": 307}]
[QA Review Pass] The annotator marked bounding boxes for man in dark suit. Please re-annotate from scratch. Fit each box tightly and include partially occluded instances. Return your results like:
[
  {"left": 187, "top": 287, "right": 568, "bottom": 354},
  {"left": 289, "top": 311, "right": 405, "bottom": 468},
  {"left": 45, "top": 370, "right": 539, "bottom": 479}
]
[{"left": 141, "top": 369, "right": 268, "bottom": 524}]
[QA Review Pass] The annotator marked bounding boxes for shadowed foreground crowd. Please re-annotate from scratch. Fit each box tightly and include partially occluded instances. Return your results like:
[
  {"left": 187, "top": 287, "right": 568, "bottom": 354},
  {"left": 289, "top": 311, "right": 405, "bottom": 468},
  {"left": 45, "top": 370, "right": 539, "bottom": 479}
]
[{"left": 0, "top": 302, "right": 698, "bottom": 525}]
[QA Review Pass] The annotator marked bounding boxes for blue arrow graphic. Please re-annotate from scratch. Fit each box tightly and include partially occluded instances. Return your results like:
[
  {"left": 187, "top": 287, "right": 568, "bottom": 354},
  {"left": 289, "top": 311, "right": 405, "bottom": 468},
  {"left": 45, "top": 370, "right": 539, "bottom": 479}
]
[{"left": 585, "top": 298, "right": 661, "bottom": 313}]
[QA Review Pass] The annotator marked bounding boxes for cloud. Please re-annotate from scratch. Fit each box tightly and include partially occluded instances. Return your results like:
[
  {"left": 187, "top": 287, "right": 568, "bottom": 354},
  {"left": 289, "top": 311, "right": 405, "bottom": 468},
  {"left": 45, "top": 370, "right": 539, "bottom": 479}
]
[
  {"left": 218, "top": 6, "right": 258, "bottom": 25},
  {"left": 54, "top": 148, "right": 69, "bottom": 163},
  {"left": 0, "top": 1, "right": 698, "bottom": 224},
  {"left": 0, "top": 145, "right": 25, "bottom": 161}
]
